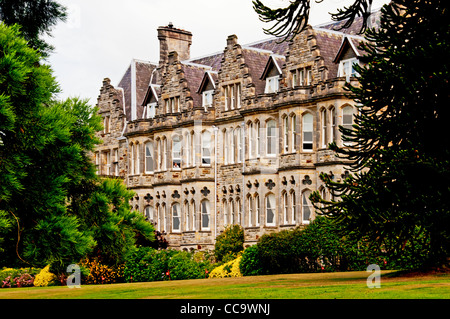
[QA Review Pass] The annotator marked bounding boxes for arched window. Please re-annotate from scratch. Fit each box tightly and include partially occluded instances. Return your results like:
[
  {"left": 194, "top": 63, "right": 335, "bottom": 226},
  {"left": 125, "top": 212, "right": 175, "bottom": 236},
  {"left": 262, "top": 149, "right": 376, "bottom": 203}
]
[
  {"left": 202, "top": 130, "right": 211, "bottom": 166},
  {"left": 172, "top": 203, "right": 181, "bottom": 232},
  {"left": 184, "top": 132, "right": 190, "bottom": 167},
  {"left": 302, "top": 113, "right": 313, "bottom": 151},
  {"left": 247, "top": 195, "right": 253, "bottom": 227},
  {"left": 255, "top": 121, "right": 260, "bottom": 157},
  {"left": 230, "top": 129, "right": 235, "bottom": 164},
  {"left": 144, "top": 206, "right": 154, "bottom": 222},
  {"left": 266, "top": 120, "right": 277, "bottom": 156},
  {"left": 156, "top": 139, "right": 161, "bottom": 171},
  {"left": 172, "top": 135, "right": 181, "bottom": 169},
  {"left": 135, "top": 142, "right": 140, "bottom": 175},
  {"left": 130, "top": 143, "right": 135, "bottom": 175},
  {"left": 330, "top": 106, "right": 336, "bottom": 143},
  {"left": 248, "top": 122, "right": 254, "bottom": 159},
  {"left": 283, "top": 191, "right": 288, "bottom": 224},
  {"left": 201, "top": 199, "right": 210, "bottom": 230},
  {"left": 230, "top": 199, "right": 235, "bottom": 224},
  {"left": 291, "top": 114, "right": 297, "bottom": 152},
  {"left": 161, "top": 203, "right": 167, "bottom": 231},
  {"left": 321, "top": 109, "right": 328, "bottom": 148},
  {"left": 145, "top": 142, "right": 154, "bottom": 173},
  {"left": 236, "top": 198, "right": 241, "bottom": 225},
  {"left": 291, "top": 191, "right": 297, "bottom": 223},
  {"left": 342, "top": 106, "right": 354, "bottom": 130},
  {"left": 191, "top": 131, "right": 196, "bottom": 166},
  {"left": 266, "top": 193, "right": 276, "bottom": 226},
  {"left": 302, "top": 190, "right": 312, "bottom": 224},
  {"left": 255, "top": 194, "right": 260, "bottom": 226},
  {"left": 223, "top": 199, "right": 228, "bottom": 226},
  {"left": 283, "top": 115, "right": 289, "bottom": 153},
  {"left": 235, "top": 127, "right": 243, "bottom": 163},
  {"left": 191, "top": 200, "right": 196, "bottom": 231},
  {"left": 184, "top": 201, "right": 190, "bottom": 231},
  {"left": 342, "top": 106, "right": 354, "bottom": 146},
  {"left": 156, "top": 204, "right": 161, "bottom": 231}
]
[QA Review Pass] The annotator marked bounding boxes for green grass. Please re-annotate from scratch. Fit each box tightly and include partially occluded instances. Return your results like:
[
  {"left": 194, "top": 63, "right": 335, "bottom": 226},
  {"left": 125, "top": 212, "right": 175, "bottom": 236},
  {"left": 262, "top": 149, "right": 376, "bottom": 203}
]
[{"left": 1, "top": 270, "right": 449, "bottom": 299}]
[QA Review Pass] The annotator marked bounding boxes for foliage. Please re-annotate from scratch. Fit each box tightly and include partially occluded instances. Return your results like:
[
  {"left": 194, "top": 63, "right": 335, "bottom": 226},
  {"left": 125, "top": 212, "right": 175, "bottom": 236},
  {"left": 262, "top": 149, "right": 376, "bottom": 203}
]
[
  {"left": 311, "top": 0, "right": 450, "bottom": 269},
  {"left": 33, "top": 265, "right": 57, "bottom": 287},
  {"left": 0, "top": 267, "right": 40, "bottom": 288},
  {"left": 240, "top": 216, "right": 432, "bottom": 276},
  {"left": 0, "top": 23, "right": 155, "bottom": 272},
  {"left": 253, "top": 0, "right": 374, "bottom": 40},
  {"left": 123, "top": 247, "right": 214, "bottom": 283},
  {"left": 239, "top": 245, "right": 263, "bottom": 276},
  {"left": 209, "top": 256, "right": 242, "bottom": 278},
  {"left": 79, "top": 258, "right": 124, "bottom": 285},
  {"left": 214, "top": 224, "right": 244, "bottom": 262},
  {"left": 0, "top": 0, "right": 67, "bottom": 56},
  {"left": 74, "top": 178, "right": 156, "bottom": 266}
]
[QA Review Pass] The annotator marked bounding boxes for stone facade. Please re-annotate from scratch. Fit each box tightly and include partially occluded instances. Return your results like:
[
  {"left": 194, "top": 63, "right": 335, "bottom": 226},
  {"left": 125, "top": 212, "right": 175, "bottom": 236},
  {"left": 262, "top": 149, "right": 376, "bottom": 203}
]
[{"left": 93, "top": 14, "right": 380, "bottom": 251}]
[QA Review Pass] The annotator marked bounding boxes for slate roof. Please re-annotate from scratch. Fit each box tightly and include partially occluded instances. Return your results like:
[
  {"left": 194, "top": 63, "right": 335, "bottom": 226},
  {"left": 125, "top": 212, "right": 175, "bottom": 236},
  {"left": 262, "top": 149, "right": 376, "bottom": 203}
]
[
  {"left": 116, "top": 10, "right": 381, "bottom": 120},
  {"left": 118, "top": 59, "right": 157, "bottom": 121}
]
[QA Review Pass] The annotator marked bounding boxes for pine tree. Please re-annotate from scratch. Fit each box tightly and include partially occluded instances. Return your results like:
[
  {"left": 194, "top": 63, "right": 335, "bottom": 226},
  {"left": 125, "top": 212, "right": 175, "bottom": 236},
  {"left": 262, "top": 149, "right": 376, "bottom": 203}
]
[{"left": 310, "top": 0, "right": 450, "bottom": 267}]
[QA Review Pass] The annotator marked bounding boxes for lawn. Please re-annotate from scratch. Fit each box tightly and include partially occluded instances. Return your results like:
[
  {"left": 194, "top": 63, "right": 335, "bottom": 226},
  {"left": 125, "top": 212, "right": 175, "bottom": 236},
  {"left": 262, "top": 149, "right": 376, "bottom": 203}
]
[{"left": 1, "top": 270, "right": 449, "bottom": 299}]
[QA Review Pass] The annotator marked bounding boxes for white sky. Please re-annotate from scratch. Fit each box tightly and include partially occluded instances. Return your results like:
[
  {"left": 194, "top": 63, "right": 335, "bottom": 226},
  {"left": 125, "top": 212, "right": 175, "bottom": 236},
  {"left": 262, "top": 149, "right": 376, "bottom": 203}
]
[{"left": 44, "top": 0, "right": 390, "bottom": 105}]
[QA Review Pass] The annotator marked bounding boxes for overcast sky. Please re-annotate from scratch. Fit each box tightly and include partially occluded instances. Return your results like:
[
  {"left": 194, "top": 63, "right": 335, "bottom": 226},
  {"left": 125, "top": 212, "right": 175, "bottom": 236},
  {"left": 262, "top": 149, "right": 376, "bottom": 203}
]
[{"left": 44, "top": 0, "right": 390, "bottom": 105}]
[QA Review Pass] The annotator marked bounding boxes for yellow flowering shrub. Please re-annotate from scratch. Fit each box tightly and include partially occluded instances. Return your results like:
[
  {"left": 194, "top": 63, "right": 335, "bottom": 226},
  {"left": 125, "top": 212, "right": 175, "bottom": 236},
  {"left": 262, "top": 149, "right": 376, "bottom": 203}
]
[
  {"left": 80, "top": 258, "right": 124, "bottom": 284},
  {"left": 33, "top": 265, "right": 57, "bottom": 287},
  {"left": 208, "top": 256, "right": 242, "bottom": 278}
]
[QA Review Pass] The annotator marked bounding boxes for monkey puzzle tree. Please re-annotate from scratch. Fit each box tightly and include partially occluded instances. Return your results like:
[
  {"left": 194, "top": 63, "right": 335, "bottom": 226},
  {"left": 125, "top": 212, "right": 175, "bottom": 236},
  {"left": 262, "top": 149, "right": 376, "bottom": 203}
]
[{"left": 254, "top": 0, "right": 450, "bottom": 268}]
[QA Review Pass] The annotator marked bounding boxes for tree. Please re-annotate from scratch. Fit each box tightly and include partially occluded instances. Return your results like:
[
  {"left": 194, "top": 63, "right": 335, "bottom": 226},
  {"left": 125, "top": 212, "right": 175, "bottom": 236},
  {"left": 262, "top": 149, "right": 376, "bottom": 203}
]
[
  {"left": 0, "top": 0, "right": 66, "bottom": 56},
  {"left": 311, "top": 0, "right": 450, "bottom": 267},
  {"left": 254, "top": 0, "right": 450, "bottom": 268},
  {"left": 0, "top": 23, "right": 155, "bottom": 273},
  {"left": 253, "top": 0, "right": 374, "bottom": 40}
]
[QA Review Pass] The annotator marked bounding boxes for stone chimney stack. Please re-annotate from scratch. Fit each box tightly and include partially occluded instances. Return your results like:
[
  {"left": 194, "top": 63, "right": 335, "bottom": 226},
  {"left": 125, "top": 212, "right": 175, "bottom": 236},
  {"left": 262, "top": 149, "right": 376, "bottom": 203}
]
[{"left": 158, "top": 22, "right": 192, "bottom": 66}]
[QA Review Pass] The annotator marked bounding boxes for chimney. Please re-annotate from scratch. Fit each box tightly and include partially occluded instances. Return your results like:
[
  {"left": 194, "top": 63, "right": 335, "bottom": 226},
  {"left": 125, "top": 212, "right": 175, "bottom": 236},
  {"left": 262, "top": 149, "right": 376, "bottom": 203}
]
[{"left": 158, "top": 23, "right": 192, "bottom": 66}]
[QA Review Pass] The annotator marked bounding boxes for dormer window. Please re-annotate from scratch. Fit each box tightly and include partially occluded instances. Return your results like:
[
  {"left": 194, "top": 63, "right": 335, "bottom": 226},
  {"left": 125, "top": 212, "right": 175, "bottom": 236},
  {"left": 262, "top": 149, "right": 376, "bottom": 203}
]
[
  {"left": 202, "top": 90, "right": 213, "bottom": 111},
  {"left": 339, "top": 58, "right": 359, "bottom": 82},
  {"left": 146, "top": 102, "right": 156, "bottom": 119},
  {"left": 265, "top": 76, "right": 279, "bottom": 94}
]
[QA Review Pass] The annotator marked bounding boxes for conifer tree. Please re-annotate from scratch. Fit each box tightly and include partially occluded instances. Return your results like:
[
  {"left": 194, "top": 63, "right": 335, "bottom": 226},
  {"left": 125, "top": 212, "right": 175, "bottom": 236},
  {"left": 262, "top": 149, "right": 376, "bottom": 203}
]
[
  {"left": 0, "top": 0, "right": 66, "bottom": 56},
  {"left": 311, "top": 0, "right": 450, "bottom": 267},
  {"left": 0, "top": 23, "right": 155, "bottom": 272},
  {"left": 255, "top": 0, "right": 450, "bottom": 267}
]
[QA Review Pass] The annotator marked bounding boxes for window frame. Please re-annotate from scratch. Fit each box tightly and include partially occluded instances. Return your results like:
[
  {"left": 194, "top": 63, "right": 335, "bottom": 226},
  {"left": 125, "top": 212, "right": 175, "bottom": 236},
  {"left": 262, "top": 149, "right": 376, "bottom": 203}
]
[
  {"left": 302, "top": 113, "right": 314, "bottom": 152},
  {"left": 265, "top": 193, "right": 276, "bottom": 226}
]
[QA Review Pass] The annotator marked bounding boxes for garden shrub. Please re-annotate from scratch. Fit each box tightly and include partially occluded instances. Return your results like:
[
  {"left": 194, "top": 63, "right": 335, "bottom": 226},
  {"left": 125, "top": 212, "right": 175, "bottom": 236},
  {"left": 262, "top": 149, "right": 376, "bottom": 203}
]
[
  {"left": 239, "top": 245, "right": 263, "bottom": 276},
  {"left": 240, "top": 216, "right": 432, "bottom": 276},
  {"left": 33, "top": 265, "right": 57, "bottom": 287},
  {"left": 0, "top": 267, "right": 40, "bottom": 288},
  {"left": 209, "top": 255, "right": 242, "bottom": 278},
  {"left": 79, "top": 258, "right": 124, "bottom": 284},
  {"left": 214, "top": 224, "right": 244, "bottom": 262},
  {"left": 124, "top": 247, "right": 215, "bottom": 282}
]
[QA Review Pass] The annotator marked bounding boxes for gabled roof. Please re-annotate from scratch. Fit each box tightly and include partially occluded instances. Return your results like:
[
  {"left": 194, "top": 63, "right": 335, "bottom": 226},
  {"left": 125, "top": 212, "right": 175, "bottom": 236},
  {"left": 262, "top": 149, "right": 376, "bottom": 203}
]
[
  {"left": 117, "top": 59, "right": 157, "bottom": 121},
  {"left": 241, "top": 47, "right": 272, "bottom": 95},
  {"left": 197, "top": 70, "right": 218, "bottom": 94},
  {"left": 141, "top": 84, "right": 160, "bottom": 106},
  {"left": 260, "top": 54, "right": 285, "bottom": 80},
  {"left": 181, "top": 61, "right": 212, "bottom": 108},
  {"left": 333, "top": 35, "right": 366, "bottom": 63}
]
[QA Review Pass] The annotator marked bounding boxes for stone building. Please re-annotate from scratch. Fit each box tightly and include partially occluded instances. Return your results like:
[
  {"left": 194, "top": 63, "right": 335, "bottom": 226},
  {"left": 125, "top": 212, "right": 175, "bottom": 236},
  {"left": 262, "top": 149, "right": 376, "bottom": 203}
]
[{"left": 94, "top": 13, "right": 380, "bottom": 250}]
